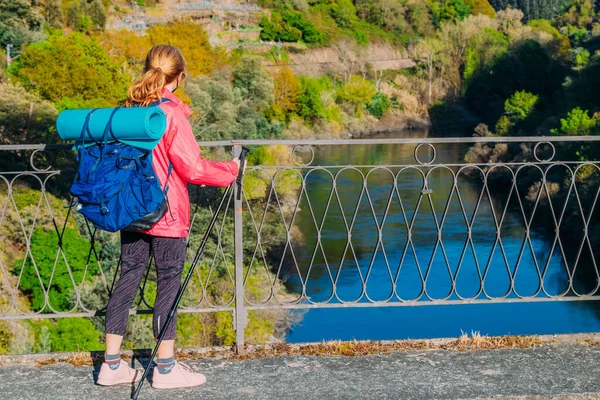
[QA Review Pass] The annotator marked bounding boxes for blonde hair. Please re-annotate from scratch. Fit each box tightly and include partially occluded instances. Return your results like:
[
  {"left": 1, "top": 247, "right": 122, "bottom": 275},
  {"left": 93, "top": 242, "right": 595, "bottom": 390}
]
[{"left": 126, "top": 45, "right": 187, "bottom": 107}]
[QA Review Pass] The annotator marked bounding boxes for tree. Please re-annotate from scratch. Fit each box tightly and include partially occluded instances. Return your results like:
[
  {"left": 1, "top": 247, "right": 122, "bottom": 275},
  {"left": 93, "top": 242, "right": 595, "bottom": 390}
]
[
  {"left": 10, "top": 31, "right": 129, "bottom": 109},
  {"left": 406, "top": 2, "right": 435, "bottom": 37},
  {"left": 465, "top": 0, "right": 495, "bottom": 17},
  {"left": 86, "top": 0, "right": 106, "bottom": 31},
  {"left": 233, "top": 57, "right": 274, "bottom": 109},
  {"left": 330, "top": 0, "right": 358, "bottom": 28},
  {"left": 297, "top": 77, "right": 326, "bottom": 123},
  {"left": 464, "top": 40, "right": 567, "bottom": 126},
  {"left": 0, "top": 0, "right": 44, "bottom": 49},
  {"left": 558, "top": 0, "right": 595, "bottom": 28},
  {"left": 147, "top": 22, "right": 226, "bottom": 76},
  {"left": 429, "top": 0, "right": 472, "bottom": 27},
  {"left": 336, "top": 75, "right": 377, "bottom": 112},
  {"left": 463, "top": 27, "right": 509, "bottom": 91},
  {"left": 504, "top": 90, "right": 538, "bottom": 122},
  {"left": 551, "top": 107, "right": 599, "bottom": 136},
  {"left": 270, "top": 67, "right": 302, "bottom": 112},
  {"left": 0, "top": 82, "right": 58, "bottom": 144},
  {"left": 259, "top": 10, "right": 325, "bottom": 45},
  {"left": 488, "top": 0, "right": 570, "bottom": 20},
  {"left": 185, "top": 58, "right": 281, "bottom": 141},
  {"left": 415, "top": 37, "right": 445, "bottom": 105},
  {"left": 45, "top": 0, "right": 63, "bottom": 29},
  {"left": 367, "top": 92, "right": 391, "bottom": 118}
]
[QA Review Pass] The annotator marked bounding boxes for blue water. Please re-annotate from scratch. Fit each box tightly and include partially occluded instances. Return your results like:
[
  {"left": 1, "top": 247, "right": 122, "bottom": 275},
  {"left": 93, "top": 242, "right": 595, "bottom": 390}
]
[{"left": 283, "top": 135, "right": 600, "bottom": 342}]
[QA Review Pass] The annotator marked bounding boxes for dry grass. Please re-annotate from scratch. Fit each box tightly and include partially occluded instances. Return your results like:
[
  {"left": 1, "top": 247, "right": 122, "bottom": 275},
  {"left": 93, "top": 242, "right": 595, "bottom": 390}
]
[{"left": 29, "top": 332, "right": 553, "bottom": 368}]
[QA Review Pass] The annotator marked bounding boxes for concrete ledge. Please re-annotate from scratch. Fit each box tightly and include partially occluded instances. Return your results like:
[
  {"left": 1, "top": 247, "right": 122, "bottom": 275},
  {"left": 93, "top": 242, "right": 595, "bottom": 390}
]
[
  {"left": 2, "top": 332, "right": 600, "bottom": 368},
  {"left": 2, "top": 338, "right": 600, "bottom": 399}
]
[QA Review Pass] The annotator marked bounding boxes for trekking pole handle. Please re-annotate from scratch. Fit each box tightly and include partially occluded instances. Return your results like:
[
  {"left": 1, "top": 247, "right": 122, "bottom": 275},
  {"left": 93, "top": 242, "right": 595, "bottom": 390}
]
[{"left": 236, "top": 146, "right": 250, "bottom": 200}]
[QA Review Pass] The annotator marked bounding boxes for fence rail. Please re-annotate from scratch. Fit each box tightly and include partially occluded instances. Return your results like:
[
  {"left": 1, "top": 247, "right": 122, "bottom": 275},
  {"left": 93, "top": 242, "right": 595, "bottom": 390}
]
[{"left": 1, "top": 137, "right": 599, "bottom": 351}]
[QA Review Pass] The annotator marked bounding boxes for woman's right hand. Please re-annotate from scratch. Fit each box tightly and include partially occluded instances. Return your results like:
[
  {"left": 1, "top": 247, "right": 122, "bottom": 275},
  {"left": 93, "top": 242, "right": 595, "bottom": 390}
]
[{"left": 233, "top": 158, "right": 246, "bottom": 175}]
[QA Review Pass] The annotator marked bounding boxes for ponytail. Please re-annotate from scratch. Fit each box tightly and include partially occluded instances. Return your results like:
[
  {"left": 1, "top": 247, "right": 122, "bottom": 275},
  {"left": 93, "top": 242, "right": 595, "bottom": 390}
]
[
  {"left": 126, "top": 68, "right": 166, "bottom": 107},
  {"left": 125, "top": 45, "right": 187, "bottom": 107}
]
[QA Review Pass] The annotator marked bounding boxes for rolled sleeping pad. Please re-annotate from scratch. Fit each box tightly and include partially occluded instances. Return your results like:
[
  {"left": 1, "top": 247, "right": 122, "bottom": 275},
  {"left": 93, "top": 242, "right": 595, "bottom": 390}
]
[{"left": 56, "top": 106, "right": 168, "bottom": 151}]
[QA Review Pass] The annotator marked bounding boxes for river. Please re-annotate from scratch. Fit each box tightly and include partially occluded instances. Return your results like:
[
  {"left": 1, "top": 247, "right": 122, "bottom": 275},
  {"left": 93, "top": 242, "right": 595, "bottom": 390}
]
[{"left": 282, "top": 131, "right": 600, "bottom": 342}]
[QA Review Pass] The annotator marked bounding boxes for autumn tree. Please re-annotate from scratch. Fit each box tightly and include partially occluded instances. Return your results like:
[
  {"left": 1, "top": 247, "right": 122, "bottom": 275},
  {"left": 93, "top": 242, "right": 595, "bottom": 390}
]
[
  {"left": 465, "top": 0, "right": 495, "bottom": 17},
  {"left": 270, "top": 67, "right": 302, "bottom": 112},
  {"left": 147, "top": 21, "right": 227, "bottom": 76}
]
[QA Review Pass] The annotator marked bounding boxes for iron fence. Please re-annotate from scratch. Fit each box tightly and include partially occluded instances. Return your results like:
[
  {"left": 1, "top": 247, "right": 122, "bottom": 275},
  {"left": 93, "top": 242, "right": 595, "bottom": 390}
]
[{"left": 1, "top": 137, "right": 599, "bottom": 352}]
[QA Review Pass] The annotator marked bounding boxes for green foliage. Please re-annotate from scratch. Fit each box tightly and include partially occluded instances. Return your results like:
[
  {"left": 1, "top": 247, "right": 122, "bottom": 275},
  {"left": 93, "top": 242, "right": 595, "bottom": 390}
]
[
  {"left": 259, "top": 10, "right": 326, "bottom": 45},
  {"left": 233, "top": 57, "right": 275, "bottom": 109},
  {"left": 429, "top": 0, "right": 471, "bottom": 27},
  {"left": 463, "top": 28, "right": 509, "bottom": 92},
  {"left": 367, "top": 92, "right": 391, "bottom": 119},
  {"left": 528, "top": 19, "right": 562, "bottom": 38},
  {"left": 573, "top": 48, "right": 590, "bottom": 67},
  {"left": 452, "top": 0, "right": 472, "bottom": 20},
  {"left": 329, "top": 0, "right": 358, "bottom": 28},
  {"left": 0, "top": 0, "right": 45, "bottom": 49},
  {"left": 13, "top": 227, "right": 99, "bottom": 312},
  {"left": 65, "top": 0, "right": 106, "bottom": 32},
  {"left": 45, "top": 318, "right": 103, "bottom": 352},
  {"left": 354, "top": 0, "right": 406, "bottom": 35},
  {"left": 495, "top": 115, "right": 511, "bottom": 135},
  {"left": 0, "top": 82, "right": 58, "bottom": 145},
  {"left": 45, "top": 0, "right": 63, "bottom": 29},
  {"left": 186, "top": 58, "right": 281, "bottom": 140},
  {"left": 504, "top": 90, "right": 539, "bottom": 122},
  {"left": 337, "top": 75, "right": 377, "bottom": 108},
  {"left": 465, "top": 40, "right": 567, "bottom": 127},
  {"left": 551, "top": 107, "right": 599, "bottom": 135},
  {"left": 86, "top": 0, "right": 107, "bottom": 31},
  {"left": 406, "top": 2, "right": 435, "bottom": 37},
  {"left": 558, "top": 0, "right": 595, "bottom": 28},
  {"left": 297, "top": 76, "right": 326, "bottom": 123},
  {"left": 353, "top": 29, "right": 369, "bottom": 45},
  {"left": 0, "top": 322, "right": 11, "bottom": 354},
  {"left": 563, "top": 24, "right": 589, "bottom": 46},
  {"left": 488, "top": 0, "right": 571, "bottom": 20},
  {"left": 260, "top": 13, "right": 302, "bottom": 42},
  {"left": 10, "top": 31, "right": 129, "bottom": 109}
]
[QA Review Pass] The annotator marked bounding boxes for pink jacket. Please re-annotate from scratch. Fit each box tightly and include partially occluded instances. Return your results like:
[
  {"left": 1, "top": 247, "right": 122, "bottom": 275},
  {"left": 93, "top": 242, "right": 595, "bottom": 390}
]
[{"left": 140, "top": 88, "right": 238, "bottom": 238}]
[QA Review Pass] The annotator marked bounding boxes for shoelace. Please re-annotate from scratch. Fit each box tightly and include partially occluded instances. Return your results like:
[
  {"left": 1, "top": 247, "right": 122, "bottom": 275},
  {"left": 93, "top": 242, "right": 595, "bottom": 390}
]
[{"left": 178, "top": 362, "right": 194, "bottom": 373}]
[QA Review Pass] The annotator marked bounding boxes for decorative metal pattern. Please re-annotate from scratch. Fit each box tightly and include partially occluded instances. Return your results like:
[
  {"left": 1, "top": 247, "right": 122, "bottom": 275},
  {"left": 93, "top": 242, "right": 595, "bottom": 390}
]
[{"left": 1, "top": 137, "right": 599, "bottom": 351}]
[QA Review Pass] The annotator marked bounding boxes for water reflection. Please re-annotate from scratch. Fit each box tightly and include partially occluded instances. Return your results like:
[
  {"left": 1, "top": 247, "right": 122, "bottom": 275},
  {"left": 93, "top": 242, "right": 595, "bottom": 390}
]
[{"left": 283, "top": 131, "right": 600, "bottom": 342}]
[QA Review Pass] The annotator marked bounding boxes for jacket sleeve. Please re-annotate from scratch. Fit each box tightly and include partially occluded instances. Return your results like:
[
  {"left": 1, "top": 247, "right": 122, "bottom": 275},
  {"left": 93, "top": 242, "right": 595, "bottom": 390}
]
[{"left": 166, "top": 108, "right": 238, "bottom": 187}]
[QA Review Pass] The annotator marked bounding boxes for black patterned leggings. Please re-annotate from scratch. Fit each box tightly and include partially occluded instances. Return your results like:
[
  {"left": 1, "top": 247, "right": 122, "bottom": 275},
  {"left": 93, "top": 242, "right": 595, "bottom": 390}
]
[{"left": 105, "top": 231, "right": 187, "bottom": 340}]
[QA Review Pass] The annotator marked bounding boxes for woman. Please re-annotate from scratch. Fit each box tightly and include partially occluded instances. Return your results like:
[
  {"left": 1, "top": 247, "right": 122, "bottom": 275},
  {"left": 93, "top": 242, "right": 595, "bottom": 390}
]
[{"left": 97, "top": 45, "right": 240, "bottom": 388}]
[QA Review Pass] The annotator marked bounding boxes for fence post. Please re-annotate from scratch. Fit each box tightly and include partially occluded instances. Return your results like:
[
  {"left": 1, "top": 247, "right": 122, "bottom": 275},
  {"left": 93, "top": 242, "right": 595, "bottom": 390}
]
[{"left": 232, "top": 144, "right": 247, "bottom": 355}]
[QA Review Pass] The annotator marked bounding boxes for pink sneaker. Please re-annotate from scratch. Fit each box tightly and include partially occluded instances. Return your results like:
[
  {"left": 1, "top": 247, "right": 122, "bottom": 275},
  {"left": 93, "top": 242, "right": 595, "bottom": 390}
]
[
  {"left": 151, "top": 362, "right": 207, "bottom": 389},
  {"left": 97, "top": 360, "right": 142, "bottom": 386}
]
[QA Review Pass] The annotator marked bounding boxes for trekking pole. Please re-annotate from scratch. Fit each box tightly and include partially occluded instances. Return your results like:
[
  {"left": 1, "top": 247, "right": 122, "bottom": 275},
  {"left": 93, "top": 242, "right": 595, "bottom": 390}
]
[{"left": 132, "top": 147, "right": 249, "bottom": 400}]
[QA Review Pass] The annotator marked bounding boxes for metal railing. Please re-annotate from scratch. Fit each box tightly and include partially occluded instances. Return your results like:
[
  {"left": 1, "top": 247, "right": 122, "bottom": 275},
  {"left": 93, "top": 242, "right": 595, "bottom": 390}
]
[{"left": 1, "top": 137, "right": 599, "bottom": 351}]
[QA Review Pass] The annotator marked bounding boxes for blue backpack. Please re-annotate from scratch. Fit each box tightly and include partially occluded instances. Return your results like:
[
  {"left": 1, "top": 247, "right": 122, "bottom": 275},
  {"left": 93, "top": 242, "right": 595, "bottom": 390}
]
[{"left": 70, "top": 102, "right": 171, "bottom": 233}]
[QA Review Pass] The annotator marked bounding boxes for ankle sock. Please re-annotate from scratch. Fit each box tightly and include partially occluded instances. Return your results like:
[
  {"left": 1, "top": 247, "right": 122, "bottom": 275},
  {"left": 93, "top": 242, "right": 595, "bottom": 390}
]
[
  {"left": 156, "top": 356, "right": 176, "bottom": 374},
  {"left": 105, "top": 353, "right": 121, "bottom": 371}
]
